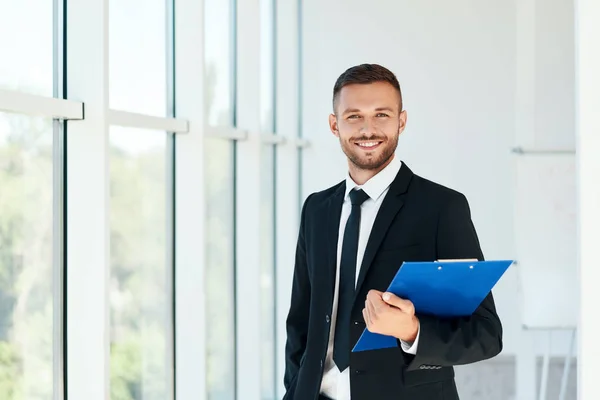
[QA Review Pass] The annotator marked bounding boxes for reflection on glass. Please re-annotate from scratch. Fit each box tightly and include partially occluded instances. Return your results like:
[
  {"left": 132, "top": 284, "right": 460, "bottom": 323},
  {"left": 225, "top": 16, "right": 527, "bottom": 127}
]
[
  {"left": 260, "top": 0, "right": 275, "bottom": 133},
  {"left": 0, "top": 112, "right": 54, "bottom": 399},
  {"left": 109, "top": 0, "right": 167, "bottom": 116},
  {"left": 204, "top": 137, "right": 236, "bottom": 400},
  {"left": 260, "top": 144, "right": 276, "bottom": 400},
  {"left": 0, "top": 0, "right": 53, "bottom": 95},
  {"left": 109, "top": 127, "right": 171, "bottom": 400},
  {"left": 204, "top": 0, "right": 234, "bottom": 126}
]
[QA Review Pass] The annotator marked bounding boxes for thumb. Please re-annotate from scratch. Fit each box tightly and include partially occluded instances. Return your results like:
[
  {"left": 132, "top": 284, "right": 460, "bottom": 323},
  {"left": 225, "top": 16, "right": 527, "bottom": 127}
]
[{"left": 382, "top": 292, "right": 415, "bottom": 314}]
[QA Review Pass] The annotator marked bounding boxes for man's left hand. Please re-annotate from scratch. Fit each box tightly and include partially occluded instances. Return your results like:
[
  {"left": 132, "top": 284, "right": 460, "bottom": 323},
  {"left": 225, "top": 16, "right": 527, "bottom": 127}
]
[{"left": 362, "top": 290, "right": 419, "bottom": 343}]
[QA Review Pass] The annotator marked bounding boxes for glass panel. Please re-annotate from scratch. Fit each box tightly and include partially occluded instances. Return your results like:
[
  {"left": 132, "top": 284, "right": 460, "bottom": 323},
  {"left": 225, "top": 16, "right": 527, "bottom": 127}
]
[
  {"left": 0, "top": 112, "right": 54, "bottom": 399},
  {"left": 204, "top": 0, "right": 234, "bottom": 126},
  {"left": 260, "top": 0, "right": 275, "bottom": 133},
  {"left": 109, "top": 0, "right": 168, "bottom": 116},
  {"left": 0, "top": 0, "right": 53, "bottom": 95},
  {"left": 205, "top": 137, "right": 235, "bottom": 400},
  {"left": 109, "top": 127, "right": 171, "bottom": 400},
  {"left": 260, "top": 145, "right": 276, "bottom": 400},
  {"left": 259, "top": 0, "right": 277, "bottom": 394}
]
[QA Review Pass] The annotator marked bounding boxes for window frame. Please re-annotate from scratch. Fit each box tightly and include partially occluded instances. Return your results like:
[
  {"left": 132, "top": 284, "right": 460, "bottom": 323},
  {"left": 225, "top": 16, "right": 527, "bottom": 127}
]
[{"left": 1, "top": 0, "right": 309, "bottom": 398}]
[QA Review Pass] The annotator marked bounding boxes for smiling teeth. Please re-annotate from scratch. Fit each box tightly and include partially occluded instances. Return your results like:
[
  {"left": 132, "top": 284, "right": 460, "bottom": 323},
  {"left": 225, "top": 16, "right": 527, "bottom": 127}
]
[{"left": 358, "top": 142, "right": 378, "bottom": 147}]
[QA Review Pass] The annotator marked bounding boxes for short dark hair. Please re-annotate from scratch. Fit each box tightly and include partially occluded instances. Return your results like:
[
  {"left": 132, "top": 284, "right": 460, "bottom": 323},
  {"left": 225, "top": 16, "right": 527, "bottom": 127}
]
[{"left": 332, "top": 63, "right": 402, "bottom": 113}]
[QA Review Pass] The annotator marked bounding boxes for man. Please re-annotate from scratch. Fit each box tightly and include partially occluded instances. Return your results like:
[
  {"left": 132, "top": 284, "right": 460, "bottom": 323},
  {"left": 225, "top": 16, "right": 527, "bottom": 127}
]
[{"left": 283, "top": 64, "right": 503, "bottom": 400}]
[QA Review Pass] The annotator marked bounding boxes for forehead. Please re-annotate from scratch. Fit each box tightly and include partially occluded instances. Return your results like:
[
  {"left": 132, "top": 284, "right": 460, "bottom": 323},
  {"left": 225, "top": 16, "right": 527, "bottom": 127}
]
[{"left": 337, "top": 81, "right": 400, "bottom": 111}]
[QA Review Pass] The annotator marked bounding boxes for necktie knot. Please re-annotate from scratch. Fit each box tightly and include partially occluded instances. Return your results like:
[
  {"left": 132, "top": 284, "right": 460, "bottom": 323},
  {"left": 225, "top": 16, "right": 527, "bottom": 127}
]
[{"left": 349, "top": 188, "right": 370, "bottom": 206}]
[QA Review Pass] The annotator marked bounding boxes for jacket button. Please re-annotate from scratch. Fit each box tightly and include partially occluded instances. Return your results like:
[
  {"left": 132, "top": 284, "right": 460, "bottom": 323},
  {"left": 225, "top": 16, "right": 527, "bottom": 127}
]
[{"left": 325, "top": 315, "right": 330, "bottom": 323}]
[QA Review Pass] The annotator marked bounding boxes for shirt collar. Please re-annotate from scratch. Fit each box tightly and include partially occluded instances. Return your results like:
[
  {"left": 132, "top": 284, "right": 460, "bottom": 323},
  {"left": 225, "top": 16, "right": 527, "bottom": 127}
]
[{"left": 344, "top": 156, "right": 402, "bottom": 202}]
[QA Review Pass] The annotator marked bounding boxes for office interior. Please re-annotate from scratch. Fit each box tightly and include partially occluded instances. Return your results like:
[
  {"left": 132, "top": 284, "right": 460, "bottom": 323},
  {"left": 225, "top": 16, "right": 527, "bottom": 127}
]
[{"left": 0, "top": 0, "right": 598, "bottom": 399}]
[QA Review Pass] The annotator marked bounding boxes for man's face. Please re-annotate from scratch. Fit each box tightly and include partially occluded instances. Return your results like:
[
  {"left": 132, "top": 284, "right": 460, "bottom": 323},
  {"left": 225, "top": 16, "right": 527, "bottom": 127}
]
[{"left": 329, "top": 81, "right": 406, "bottom": 171}]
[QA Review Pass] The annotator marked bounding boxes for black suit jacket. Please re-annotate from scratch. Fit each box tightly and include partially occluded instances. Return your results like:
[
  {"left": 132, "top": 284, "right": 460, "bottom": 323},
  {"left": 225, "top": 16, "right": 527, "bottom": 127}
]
[{"left": 283, "top": 162, "right": 503, "bottom": 400}]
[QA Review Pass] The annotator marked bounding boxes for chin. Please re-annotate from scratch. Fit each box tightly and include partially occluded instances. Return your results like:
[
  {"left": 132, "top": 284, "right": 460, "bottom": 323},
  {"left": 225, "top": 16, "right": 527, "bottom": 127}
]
[
  {"left": 342, "top": 142, "right": 396, "bottom": 171},
  {"left": 352, "top": 157, "right": 388, "bottom": 171}
]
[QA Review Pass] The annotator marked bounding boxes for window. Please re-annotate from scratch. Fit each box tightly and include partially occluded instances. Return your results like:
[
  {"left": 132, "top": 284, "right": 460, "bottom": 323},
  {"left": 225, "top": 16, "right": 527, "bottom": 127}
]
[
  {"left": 109, "top": 127, "right": 172, "bottom": 400},
  {"left": 109, "top": 0, "right": 168, "bottom": 116},
  {"left": 0, "top": 0, "right": 54, "bottom": 96},
  {"left": 259, "top": 0, "right": 277, "bottom": 398},
  {"left": 259, "top": 143, "right": 276, "bottom": 400},
  {"left": 0, "top": 112, "right": 56, "bottom": 399},
  {"left": 259, "top": 0, "right": 275, "bottom": 134},
  {"left": 204, "top": 0, "right": 235, "bottom": 127},
  {"left": 204, "top": 137, "right": 236, "bottom": 400},
  {"left": 204, "top": 1, "right": 237, "bottom": 398}
]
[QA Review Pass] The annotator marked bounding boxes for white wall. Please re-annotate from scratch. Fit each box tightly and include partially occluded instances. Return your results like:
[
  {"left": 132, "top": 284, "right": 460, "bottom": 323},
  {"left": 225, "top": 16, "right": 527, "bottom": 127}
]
[{"left": 299, "top": 0, "right": 576, "bottom": 370}]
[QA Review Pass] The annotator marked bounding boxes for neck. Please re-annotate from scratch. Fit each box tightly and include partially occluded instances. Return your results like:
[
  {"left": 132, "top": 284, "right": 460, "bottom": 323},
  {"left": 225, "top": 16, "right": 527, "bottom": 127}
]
[{"left": 348, "top": 155, "right": 394, "bottom": 185}]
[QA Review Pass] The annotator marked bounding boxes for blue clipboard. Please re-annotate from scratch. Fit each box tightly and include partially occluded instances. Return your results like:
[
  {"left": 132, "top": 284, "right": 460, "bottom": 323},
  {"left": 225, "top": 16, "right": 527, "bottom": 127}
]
[{"left": 352, "top": 259, "right": 513, "bottom": 352}]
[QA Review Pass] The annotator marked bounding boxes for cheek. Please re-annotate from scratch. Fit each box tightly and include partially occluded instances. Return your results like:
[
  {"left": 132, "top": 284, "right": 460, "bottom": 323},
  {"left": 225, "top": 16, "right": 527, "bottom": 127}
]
[
  {"left": 337, "top": 124, "right": 360, "bottom": 138},
  {"left": 380, "top": 121, "right": 400, "bottom": 135}
]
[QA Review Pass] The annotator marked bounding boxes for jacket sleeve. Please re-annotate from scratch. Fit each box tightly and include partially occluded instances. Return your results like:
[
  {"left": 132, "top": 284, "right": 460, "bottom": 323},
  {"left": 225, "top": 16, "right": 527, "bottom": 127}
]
[
  {"left": 404, "top": 192, "right": 503, "bottom": 371},
  {"left": 283, "top": 194, "right": 313, "bottom": 391}
]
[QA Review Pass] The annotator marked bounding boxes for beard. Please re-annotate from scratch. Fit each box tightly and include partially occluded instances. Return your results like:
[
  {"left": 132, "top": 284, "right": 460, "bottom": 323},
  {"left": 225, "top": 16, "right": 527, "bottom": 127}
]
[{"left": 339, "top": 133, "right": 399, "bottom": 171}]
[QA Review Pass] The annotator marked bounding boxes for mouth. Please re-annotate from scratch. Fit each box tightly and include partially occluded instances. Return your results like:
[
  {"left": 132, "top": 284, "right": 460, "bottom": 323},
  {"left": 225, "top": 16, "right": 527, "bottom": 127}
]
[{"left": 354, "top": 140, "right": 383, "bottom": 150}]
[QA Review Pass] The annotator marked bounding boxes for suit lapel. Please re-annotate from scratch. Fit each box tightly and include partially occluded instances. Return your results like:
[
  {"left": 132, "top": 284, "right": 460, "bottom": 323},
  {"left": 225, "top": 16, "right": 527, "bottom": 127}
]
[
  {"left": 354, "top": 163, "right": 413, "bottom": 300},
  {"left": 325, "top": 183, "right": 345, "bottom": 294}
]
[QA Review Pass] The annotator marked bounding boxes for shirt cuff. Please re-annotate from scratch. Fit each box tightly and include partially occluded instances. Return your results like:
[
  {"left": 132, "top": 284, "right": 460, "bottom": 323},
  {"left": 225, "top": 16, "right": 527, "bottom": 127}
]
[{"left": 400, "top": 324, "right": 420, "bottom": 355}]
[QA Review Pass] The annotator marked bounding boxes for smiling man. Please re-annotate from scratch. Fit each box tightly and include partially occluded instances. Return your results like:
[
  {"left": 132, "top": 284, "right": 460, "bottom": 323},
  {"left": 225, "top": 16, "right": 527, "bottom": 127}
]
[{"left": 283, "top": 64, "right": 503, "bottom": 400}]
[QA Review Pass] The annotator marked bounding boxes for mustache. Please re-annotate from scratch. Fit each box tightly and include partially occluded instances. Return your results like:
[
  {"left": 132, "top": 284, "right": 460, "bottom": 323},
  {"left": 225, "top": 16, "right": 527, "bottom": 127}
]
[{"left": 350, "top": 136, "right": 386, "bottom": 142}]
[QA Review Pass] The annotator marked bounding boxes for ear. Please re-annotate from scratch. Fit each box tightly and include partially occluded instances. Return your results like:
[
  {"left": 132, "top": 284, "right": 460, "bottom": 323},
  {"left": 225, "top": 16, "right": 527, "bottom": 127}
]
[
  {"left": 329, "top": 113, "right": 339, "bottom": 137},
  {"left": 398, "top": 110, "right": 408, "bottom": 135}
]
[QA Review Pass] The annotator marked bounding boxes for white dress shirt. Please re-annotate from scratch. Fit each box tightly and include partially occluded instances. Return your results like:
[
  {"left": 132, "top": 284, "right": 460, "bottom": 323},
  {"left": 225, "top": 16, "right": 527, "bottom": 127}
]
[{"left": 319, "top": 155, "right": 421, "bottom": 400}]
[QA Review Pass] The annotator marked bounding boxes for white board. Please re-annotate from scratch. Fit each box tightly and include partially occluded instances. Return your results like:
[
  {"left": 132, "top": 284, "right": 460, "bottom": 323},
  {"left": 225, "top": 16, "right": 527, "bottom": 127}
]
[{"left": 514, "top": 153, "right": 577, "bottom": 329}]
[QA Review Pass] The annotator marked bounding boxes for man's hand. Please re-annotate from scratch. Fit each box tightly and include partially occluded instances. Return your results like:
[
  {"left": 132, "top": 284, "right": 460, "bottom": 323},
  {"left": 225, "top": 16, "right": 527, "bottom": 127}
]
[{"left": 362, "top": 290, "right": 419, "bottom": 343}]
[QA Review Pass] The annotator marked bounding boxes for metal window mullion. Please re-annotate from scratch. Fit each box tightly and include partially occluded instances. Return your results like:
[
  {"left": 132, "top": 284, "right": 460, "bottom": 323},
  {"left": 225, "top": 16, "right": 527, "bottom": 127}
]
[
  {"left": 165, "top": 133, "right": 176, "bottom": 400},
  {"left": 64, "top": 0, "right": 110, "bottom": 398},
  {"left": 53, "top": 0, "right": 66, "bottom": 398},
  {"left": 165, "top": 0, "right": 176, "bottom": 397},
  {"left": 273, "top": 0, "right": 302, "bottom": 397},
  {"left": 235, "top": 0, "right": 262, "bottom": 398},
  {"left": 0, "top": 89, "right": 83, "bottom": 120},
  {"left": 173, "top": 0, "right": 208, "bottom": 398},
  {"left": 52, "top": 119, "right": 66, "bottom": 400},
  {"left": 511, "top": 147, "right": 576, "bottom": 155},
  {"left": 205, "top": 125, "right": 248, "bottom": 140},
  {"left": 259, "top": 132, "right": 285, "bottom": 144},
  {"left": 107, "top": 109, "right": 188, "bottom": 133}
]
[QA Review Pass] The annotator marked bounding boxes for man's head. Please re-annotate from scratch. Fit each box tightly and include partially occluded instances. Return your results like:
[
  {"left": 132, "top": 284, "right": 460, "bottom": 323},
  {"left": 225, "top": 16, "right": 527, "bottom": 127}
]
[{"left": 329, "top": 64, "right": 407, "bottom": 175}]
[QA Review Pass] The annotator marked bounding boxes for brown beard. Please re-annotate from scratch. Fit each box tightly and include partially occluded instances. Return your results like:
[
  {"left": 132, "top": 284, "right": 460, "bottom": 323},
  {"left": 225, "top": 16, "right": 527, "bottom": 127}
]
[{"left": 340, "top": 134, "right": 399, "bottom": 171}]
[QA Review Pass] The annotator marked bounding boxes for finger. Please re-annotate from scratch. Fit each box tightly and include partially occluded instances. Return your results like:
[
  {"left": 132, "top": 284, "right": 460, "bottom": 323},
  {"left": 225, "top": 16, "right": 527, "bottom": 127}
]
[
  {"left": 366, "top": 296, "right": 379, "bottom": 321},
  {"left": 382, "top": 292, "right": 415, "bottom": 314},
  {"left": 367, "top": 290, "right": 386, "bottom": 308},
  {"left": 362, "top": 307, "right": 371, "bottom": 328}
]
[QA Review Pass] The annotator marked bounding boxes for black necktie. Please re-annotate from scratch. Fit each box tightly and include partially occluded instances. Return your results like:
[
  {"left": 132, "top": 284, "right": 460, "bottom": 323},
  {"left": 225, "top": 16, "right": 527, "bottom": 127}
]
[{"left": 333, "top": 188, "right": 370, "bottom": 371}]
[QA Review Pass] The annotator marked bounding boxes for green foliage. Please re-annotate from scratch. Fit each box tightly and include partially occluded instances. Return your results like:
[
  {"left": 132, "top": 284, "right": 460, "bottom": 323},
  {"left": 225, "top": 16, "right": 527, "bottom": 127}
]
[
  {"left": 108, "top": 132, "right": 169, "bottom": 400},
  {"left": 0, "top": 113, "right": 53, "bottom": 400},
  {"left": 0, "top": 341, "right": 22, "bottom": 400},
  {"left": 0, "top": 61, "right": 240, "bottom": 399},
  {"left": 0, "top": 114, "right": 169, "bottom": 399}
]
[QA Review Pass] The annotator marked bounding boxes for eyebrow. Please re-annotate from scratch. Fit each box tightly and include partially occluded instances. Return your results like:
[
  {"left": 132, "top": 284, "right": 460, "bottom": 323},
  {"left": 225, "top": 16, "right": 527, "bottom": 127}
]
[{"left": 342, "top": 107, "right": 395, "bottom": 114}]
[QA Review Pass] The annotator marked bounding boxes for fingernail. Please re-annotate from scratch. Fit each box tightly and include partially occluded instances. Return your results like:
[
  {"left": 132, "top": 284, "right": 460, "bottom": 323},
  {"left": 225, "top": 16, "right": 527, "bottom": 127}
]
[{"left": 383, "top": 292, "right": 390, "bottom": 301}]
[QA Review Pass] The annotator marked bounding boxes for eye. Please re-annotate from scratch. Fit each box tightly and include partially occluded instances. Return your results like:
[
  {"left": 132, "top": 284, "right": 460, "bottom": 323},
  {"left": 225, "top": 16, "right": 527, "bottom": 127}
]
[
  {"left": 376, "top": 113, "right": 389, "bottom": 117},
  {"left": 347, "top": 115, "right": 360, "bottom": 119}
]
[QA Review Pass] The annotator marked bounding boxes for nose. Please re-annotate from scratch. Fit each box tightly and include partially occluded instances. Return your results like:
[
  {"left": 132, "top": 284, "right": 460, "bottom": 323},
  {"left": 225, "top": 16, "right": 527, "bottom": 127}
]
[{"left": 360, "top": 117, "right": 377, "bottom": 136}]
